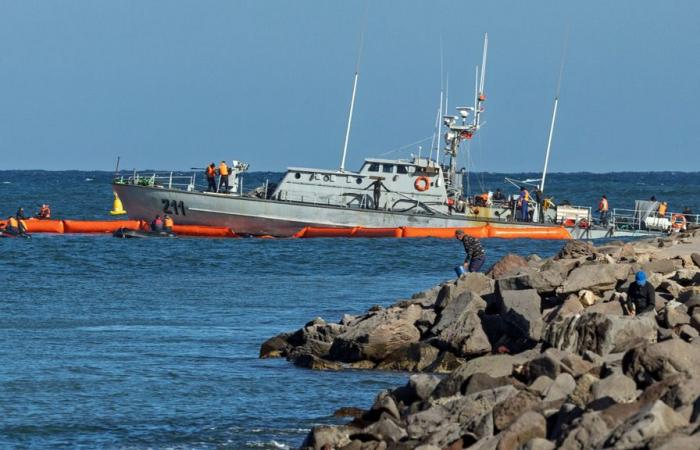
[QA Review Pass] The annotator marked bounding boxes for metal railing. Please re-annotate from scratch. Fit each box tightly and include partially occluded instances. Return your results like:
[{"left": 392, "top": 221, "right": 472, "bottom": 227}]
[
  {"left": 610, "top": 208, "right": 699, "bottom": 232},
  {"left": 114, "top": 171, "right": 197, "bottom": 191}
]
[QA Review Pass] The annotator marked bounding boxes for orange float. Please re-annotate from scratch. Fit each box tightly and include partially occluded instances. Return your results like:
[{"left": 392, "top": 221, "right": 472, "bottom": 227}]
[
  {"left": 62, "top": 220, "right": 143, "bottom": 233},
  {"left": 487, "top": 226, "right": 571, "bottom": 240},
  {"left": 171, "top": 224, "right": 236, "bottom": 237},
  {"left": 302, "top": 227, "right": 357, "bottom": 238},
  {"left": 22, "top": 219, "right": 65, "bottom": 233},
  {"left": 402, "top": 226, "right": 488, "bottom": 239},
  {"left": 353, "top": 227, "right": 403, "bottom": 238}
]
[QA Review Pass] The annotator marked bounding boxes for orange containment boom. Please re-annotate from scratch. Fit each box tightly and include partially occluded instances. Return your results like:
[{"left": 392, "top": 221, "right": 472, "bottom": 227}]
[
  {"left": 22, "top": 219, "right": 65, "bottom": 233},
  {"left": 402, "top": 226, "right": 488, "bottom": 239},
  {"left": 63, "top": 220, "right": 143, "bottom": 233},
  {"left": 487, "top": 226, "right": 571, "bottom": 240},
  {"left": 295, "top": 224, "right": 571, "bottom": 240},
  {"left": 171, "top": 224, "right": 236, "bottom": 238}
]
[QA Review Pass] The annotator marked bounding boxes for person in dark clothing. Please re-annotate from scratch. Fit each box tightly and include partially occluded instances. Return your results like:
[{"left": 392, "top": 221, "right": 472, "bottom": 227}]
[
  {"left": 151, "top": 215, "right": 164, "bottom": 232},
  {"left": 16, "top": 207, "right": 28, "bottom": 220},
  {"left": 368, "top": 179, "right": 387, "bottom": 210},
  {"left": 625, "top": 271, "right": 655, "bottom": 315},
  {"left": 455, "top": 229, "right": 486, "bottom": 272},
  {"left": 492, "top": 188, "right": 504, "bottom": 201}
]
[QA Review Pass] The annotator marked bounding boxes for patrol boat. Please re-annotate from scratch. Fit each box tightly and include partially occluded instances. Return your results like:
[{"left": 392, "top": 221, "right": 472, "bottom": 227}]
[{"left": 111, "top": 34, "right": 610, "bottom": 239}]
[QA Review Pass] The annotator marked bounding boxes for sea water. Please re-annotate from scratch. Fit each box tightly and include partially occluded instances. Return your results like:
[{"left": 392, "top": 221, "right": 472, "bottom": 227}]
[{"left": 0, "top": 171, "right": 698, "bottom": 449}]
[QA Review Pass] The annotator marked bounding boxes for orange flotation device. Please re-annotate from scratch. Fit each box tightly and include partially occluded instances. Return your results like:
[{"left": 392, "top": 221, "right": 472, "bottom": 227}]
[
  {"left": 414, "top": 176, "right": 430, "bottom": 192},
  {"left": 671, "top": 214, "right": 687, "bottom": 231},
  {"left": 22, "top": 218, "right": 65, "bottom": 233}
]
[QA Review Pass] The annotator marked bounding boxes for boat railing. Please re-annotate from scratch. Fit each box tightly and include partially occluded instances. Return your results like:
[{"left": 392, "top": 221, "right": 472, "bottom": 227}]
[{"left": 114, "top": 171, "right": 198, "bottom": 191}]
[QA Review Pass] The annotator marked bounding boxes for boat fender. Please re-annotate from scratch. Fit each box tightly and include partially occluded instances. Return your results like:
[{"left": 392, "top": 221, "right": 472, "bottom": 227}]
[{"left": 414, "top": 176, "right": 430, "bottom": 192}]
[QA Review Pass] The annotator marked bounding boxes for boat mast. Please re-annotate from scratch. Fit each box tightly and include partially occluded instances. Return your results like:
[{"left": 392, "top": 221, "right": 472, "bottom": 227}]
[
  {"left": 339, "top": 5, "right": 368, "bottom": 172},
  {"left": 539, "top": 32, "right": 568, "bottom": 194}
]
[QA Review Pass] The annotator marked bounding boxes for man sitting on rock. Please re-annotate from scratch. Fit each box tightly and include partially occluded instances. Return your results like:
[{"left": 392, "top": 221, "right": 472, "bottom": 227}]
[{"left": 625, "top": 271, "right": 655, "bottom": 316}]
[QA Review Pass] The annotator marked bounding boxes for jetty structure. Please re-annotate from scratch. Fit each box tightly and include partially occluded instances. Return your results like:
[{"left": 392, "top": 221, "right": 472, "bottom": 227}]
[{"left": 261, "top": 227, "right": 700, "bottom": 449}]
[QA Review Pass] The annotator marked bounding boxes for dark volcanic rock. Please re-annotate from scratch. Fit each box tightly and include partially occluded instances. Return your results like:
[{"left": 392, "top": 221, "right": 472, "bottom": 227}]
[
  {"left": 487, "top": 253, "right": 529, "bottom": 279},
  {"left": 555, "top": 240, "right": 595, "bottom": 260},
  {"left": 496, "top": 288, "right": 543, "bottom": 341}
]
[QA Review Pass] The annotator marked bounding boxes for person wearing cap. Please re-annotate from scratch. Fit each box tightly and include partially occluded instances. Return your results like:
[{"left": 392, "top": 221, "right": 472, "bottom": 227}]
[
  {"left": 625, "top": 271, "right": 655, "bottom": 316},
  {"left": 455, "top": 229, "right": 486, "bottom": 272}
]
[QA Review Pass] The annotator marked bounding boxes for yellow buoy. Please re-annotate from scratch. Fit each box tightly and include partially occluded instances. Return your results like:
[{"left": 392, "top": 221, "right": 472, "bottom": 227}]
[{"left": 110, "top": 192, "right": 127, "bottom": 215}]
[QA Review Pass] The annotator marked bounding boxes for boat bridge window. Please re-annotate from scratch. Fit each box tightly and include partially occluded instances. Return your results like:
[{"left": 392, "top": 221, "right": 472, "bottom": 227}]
[
  {"left": 382, "top": 164, "right": 394, "bottom": 174},
  {"left": 397, "top": 165, "right": 408, "bottom": 174},
  {"left": 368, "top": 163, "right": 379, "bottom": 172}
]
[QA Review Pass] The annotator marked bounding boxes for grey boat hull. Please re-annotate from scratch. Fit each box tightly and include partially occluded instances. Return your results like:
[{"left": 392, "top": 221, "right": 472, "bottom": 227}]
[{"left": 112, "top": 184, "right": 656, "bottom": 239}]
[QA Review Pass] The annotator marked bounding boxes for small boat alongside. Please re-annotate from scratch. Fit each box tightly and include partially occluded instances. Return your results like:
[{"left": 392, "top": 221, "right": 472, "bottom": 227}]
[{"left": 113, "top": 228, "right": 176, "bottom": 239}]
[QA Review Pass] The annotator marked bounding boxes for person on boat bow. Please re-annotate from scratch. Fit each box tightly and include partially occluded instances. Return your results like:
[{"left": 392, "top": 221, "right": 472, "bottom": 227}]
[
  {"left": 597, "top": 195, "right": 609, "bottom": 226},
  {"left": 163, "top": 215, "right": 174, "bottom": 233},
  {"left": 205, "top": 163, "right": 217, "bottom": 192},
  {"left": 151, "top": 215, "right": 164, "bottom": 232},
  {"left": 218, "top": 160, "right": 230, "bottom": 192},
  {"left": 455, "top": 229, "right": 486, "bottom": 272},
  {"left": 36, "top": 204, "right": 51, "bottom": 219}
]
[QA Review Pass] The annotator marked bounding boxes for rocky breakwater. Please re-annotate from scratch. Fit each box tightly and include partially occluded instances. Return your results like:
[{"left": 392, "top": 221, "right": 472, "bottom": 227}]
[{"left": 261, "top": 230, "right": 700, "bottom": 450}]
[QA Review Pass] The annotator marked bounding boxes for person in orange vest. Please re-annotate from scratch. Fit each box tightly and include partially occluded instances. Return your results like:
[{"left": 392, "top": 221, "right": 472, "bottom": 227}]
[
  {"left": 597, "top": 195, "right": 609, "bottom": 226},
  {"left": 657, "top": 201, "right": 668, "bottom": 218},
  {"left": 36, "top": 204, "right": 51, "bottom": 219},
  {"left": 205, "top": 163, "right": 217, "bottom": 192},
  {"left": 163, "top": 215, "right": 174, "bottom": 233},
  {"left": 218, "top": 160, "right": 230, "bottom": 192},
  {"left": 150, "top": 215, "right": 164, "bottom": 232}
]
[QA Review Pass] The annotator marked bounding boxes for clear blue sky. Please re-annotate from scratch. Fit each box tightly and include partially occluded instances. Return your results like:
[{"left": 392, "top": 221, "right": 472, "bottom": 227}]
[{"left": 1, "top": 1, "right": 698, "bottom": 172}]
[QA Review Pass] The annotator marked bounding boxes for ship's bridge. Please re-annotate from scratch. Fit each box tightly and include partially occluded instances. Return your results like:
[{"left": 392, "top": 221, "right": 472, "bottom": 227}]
[{"left": 271, "top": 157, "right": 449, "bottom": 213}]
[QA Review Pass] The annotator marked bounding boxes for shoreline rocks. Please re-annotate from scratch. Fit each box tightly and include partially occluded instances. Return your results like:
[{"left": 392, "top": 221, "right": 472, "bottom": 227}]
[{"left": 260, "top": 230, "right": 700, "bottom": 449}]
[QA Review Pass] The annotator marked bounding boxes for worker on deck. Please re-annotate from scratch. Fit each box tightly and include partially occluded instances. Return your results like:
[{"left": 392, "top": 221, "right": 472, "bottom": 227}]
[
  {"left": 625, "top": 271, "right": 655, "bottom": 316},
  {"left": 206, "top": 163, "right": 217, "bottom": 192},
  {"left": 683, "top": 206, "right": 695, "bottom": 223},
  {"left": 368, "top": 179, "right": 387, "bottom": 210},
  {"left": 163, "top": 215, "right": 174, "bottom": 233},
  {"left": 218, "top": 160, "right": 230, "bottom": 192},
  {"left": 455, "top": 229, "right": 486, "bottom": 272},
  {"left": 597, "top": 195, "right": 609, "bottom": 226},
  {"left": 151, "top": 215, "right": 164, "bottom": 232},
  {"left": 36, "top": 204, "right": 51, "bottom": 219},
  {"left": 492, "top": 188, "right": 504, "bottom": 202},
  {"left": 517, "top": 187, "right": 530, "bottom": 222},
  {"left": 657, "top": 201, "right": 668, "bottom": 218}
]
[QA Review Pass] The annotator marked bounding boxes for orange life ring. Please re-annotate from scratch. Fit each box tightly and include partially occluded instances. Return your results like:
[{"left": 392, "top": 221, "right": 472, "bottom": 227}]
[
  {"left": 414, "top": 176, "right": 430, "bottom": 192},
  {"left": 671, "top": 213, "right": 687, "bottom": 231}
]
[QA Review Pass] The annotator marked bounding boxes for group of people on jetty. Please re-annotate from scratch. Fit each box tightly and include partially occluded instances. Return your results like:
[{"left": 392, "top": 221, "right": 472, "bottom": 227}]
[{"left": 0, "top": 205, "right": 51, "bottom": 236}]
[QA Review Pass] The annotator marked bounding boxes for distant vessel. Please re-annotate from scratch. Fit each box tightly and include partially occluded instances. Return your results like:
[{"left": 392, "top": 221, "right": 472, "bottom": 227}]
[{"left": 112, "top": 34, "right": 684, "bottom": 239}]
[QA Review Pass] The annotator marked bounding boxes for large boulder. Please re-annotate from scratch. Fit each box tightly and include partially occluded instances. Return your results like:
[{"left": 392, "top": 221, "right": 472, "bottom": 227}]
[
  {"left": 559, "top": 263, "right": 631, "bottom": 295},
  {"left": 430, "top": 291, "right": 491, "bottom": 357},
  {"left": 375, "top": 342, "right": 440, "bottom": 372},
  {"left": 555, "top": 240, "right": 596, "bottom": 260},
  {"left": 590, "top": 373, "right": 638, "bottom": 404},
  {"left": 496, "top": 289, "right": 544, "bottom": 341},
  {"left": 496, "top": 268, "right": 565, "bottom": 295},
  {"left": 487, "top": 254, "right": 529, "bottom": 279},
  {"left": 329, "top": 305, "right": 422, "bottom": 362},
  {"left": 288, "top": 317, "right": 347, "bottom": 357},
  {"left": 432, "top": 353, "right": 534, "bottom": 398},
  {"left": 544, "top": 312, "right": 657, "bottom": 356},
  {"left": 642, "top": 259, "right": 678, "bottom": 275},
  {"left": 496, "top": 411, "right": 547, "bottom": 450},
  {"left": 604, "top": 400, "right": 689, "bottom": 448},
  {"left": 623, "top": 339, "right": 700, "bottom": 387}
]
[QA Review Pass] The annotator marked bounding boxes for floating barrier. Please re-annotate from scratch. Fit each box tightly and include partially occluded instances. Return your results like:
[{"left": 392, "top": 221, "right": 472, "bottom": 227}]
[
  {"left": 63, "top": 220, "right": 142, "bottom": 233},
  {"left": 402, "top": 226, "right": 488, "bottom": 239},
  {"left": 22, "top": 219, "right": 65, "bottom": 233},
  {"left": 487, "top": 226, "right": 571, "bottom": 240},
  {"left": 171, "top": 224, "right": 236, "bottom": 238},
  {"left": 0, "top": 219, "right": 571, "bottom": 240}
]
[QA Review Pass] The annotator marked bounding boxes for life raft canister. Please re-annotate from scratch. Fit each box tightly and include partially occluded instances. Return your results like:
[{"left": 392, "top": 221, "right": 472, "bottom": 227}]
[
  {"left": 671, "top": 213, "right": 687, "bottom": 231},
  {"left": 414, "top": 176, "right": 430, "bottom": 192}
]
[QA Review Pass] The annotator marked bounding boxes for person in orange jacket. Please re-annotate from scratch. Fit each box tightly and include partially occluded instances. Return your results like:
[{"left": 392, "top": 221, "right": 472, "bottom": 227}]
[{"left": 218, "top": 161, "right": 230, "bottom": 192}]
